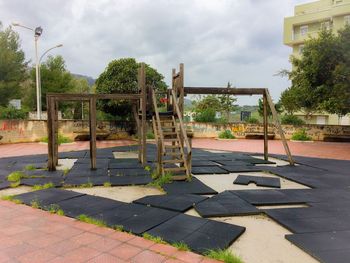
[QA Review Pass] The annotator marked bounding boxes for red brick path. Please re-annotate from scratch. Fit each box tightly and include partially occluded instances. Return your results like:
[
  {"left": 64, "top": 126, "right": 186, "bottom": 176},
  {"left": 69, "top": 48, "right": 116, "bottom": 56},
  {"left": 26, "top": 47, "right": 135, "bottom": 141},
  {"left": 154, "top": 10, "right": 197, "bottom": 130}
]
[{"left": 0, "top": 201, "right": 219, "bottom": 263}]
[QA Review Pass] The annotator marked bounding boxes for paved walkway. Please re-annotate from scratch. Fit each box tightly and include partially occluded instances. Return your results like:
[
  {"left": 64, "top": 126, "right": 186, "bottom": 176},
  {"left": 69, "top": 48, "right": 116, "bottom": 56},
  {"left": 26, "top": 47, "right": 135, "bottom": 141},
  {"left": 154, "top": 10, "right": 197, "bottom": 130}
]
[
  {"left": 0, "top": 139, "right": 349, "bottom": 160},
  {"left": 0, "top": 200, "right": 218, "bottom": 263}
]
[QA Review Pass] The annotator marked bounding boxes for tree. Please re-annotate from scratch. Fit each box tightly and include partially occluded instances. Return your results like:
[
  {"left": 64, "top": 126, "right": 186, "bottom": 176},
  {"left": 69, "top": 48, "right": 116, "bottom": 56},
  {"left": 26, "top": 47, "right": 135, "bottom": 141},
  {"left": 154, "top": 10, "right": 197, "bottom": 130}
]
[
  {"left": 25, "top": 55, "right": 74, "bottom": 112},
  {"left": 71, "top": 77, "right": 90, "bottom": 119},
  {"left": 217, "top": 82, "right": 237, "bottom": 122},
  {"left": 258, "top": 98, "right": 282, "bottom": 117},
  {"left": 280, "top": 27, "right": 350, "bottom": 118},
  {"left": 193, "top": 95, "right": 221, "bottom": 113},
  {"left": 95, "top": 58, "right": 167, "bottom": 120},
  {"left": 0, "top": 22, "right": 28, "bottom": 106},
  {"left": 280, "top": 87, "right": 299, "bottom": 114}
]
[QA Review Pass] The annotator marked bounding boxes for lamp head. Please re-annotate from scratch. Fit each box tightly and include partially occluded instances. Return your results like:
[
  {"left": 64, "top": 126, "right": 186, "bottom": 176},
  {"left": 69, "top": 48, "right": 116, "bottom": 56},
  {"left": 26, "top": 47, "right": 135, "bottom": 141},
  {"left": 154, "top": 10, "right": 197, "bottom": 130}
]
[{"left": 34, "top": 26, "right": 43, "bottom": 37}]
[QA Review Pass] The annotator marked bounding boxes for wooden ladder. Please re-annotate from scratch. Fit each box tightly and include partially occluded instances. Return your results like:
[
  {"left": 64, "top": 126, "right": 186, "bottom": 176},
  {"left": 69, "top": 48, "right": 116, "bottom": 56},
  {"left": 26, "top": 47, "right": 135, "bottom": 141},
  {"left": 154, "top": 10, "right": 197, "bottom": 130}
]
[{"left": 151, "top": 89, "right": 191, "bottom": 181}]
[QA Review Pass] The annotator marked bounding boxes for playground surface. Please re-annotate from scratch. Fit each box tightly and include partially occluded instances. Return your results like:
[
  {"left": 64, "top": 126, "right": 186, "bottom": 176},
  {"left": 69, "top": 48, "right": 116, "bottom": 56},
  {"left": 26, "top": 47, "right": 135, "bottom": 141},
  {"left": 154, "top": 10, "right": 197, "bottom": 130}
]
[{"left": 0, "top": 140, "right": 349, "bottom": 263}]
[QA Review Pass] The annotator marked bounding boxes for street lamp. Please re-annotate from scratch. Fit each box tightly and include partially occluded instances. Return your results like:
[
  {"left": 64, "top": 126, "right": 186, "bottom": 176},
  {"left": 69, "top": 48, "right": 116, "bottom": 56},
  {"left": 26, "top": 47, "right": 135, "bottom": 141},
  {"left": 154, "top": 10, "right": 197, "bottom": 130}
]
[
  {"left": 38, "top": 44, "right": 63, "bottom": 118},
  {"left": 12, "top": 22, "right": 43, "bottom": 120}
]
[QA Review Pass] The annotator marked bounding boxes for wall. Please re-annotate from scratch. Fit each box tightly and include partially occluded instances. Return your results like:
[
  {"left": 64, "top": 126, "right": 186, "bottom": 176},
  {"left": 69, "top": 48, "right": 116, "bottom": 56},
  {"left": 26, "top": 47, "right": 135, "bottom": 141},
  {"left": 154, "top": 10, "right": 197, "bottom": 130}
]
[{"left": 1, "top": 120, "right": 349, "bottom": 143}]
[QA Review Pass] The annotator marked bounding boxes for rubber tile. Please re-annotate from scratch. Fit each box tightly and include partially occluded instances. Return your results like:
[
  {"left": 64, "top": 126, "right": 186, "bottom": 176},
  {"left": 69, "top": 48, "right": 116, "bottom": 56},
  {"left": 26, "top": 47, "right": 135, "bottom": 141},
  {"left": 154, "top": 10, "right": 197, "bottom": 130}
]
[
  {"left": 264, "top": 207, "right": 331, "bottom": 220},
  {"left": 315, "top": 249, "right": 350, "bottom": 263},
  {"left": 109, "top": 168, "right": 150, "bottom": 177},
  {"left": 234, "top": 175, "right": 281, "bottom": 188},
  {"left": 120, "top": 207, "right": 179, "bottom": 235},
  {"left": 163, "top": 177, "right": 218, "bottom": 195},
  {"left": 221, "top": 166, "right": 262, "bottom": 173},
  {"left": 110, "top": 175, "right": 152, "bottom": 186},
  {"left": 20, "top": 177, "right": 63, "bottom": 187},
  {"left": 230, "top": 189, "right": 305, "bottom": 205},
  {"left": 64, "top": 176, "right": 110, "bottom": 186},
  {"left": 67, "top": 167, "right": 108, "bottom": 177},
  {"left": 147, "top": 214, "right": 245, "bottom": 253},
  {"left": 238, "top": 158, "right": 276, "bottom": 165},
  {"left": 0, "top": 181, "right": 12, "bottom": 190},
  {"left": 23, "top": 170, "right": 64, "bottom": 178},
  {"left": 191, "top": 161, "right": 220, "bottom": 167},
  {"left": 195, "top": 191, "right": 260, "bottom": 217},
  {"left": 12, "top": 162, "right": 47, "bottom": 170},
  {"left": 286, "top": 230, "right": 350, "bottom": 253},
  {"left": 75, "top": 158, "right": 110, "bottom": 166},
  {"left": 59, "top": 151, "right": 87, "bottom": 159},
  {"left": 55, "top": 195, "right": 123, "bottom": 218},
  {"left": 14, "top": 188, "right": 85, "bottom": 207},
  {"left": 191, "top": 166, "right": 229, "bottom": 175},
  {"left": 214, "top": 160, "right": 253, "bottom": 166},
  {"left": 133, "top": 194, "right": 208, "bottom": 212}
]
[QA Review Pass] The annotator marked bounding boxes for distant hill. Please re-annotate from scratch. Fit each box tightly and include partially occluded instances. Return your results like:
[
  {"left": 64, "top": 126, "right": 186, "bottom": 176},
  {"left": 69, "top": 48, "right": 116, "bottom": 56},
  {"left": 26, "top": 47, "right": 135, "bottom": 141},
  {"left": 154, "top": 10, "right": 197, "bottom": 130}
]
[{"left": 72, "top": 74, "right": 96, "bottom": 86}]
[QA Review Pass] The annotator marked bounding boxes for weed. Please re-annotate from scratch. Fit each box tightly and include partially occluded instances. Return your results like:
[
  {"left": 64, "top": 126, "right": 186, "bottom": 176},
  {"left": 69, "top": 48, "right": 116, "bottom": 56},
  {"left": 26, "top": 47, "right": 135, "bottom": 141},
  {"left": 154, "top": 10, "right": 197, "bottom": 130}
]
[
  {"left": 113, "top": 225, "right": 124, "bottom": 231},
  {"left": 63, "top": 168, "right": 70, "bottom": 176},
  {"left": 103, "top": 182, "right": 112, "bottom": 187},
  {"left": 77, "top": 214, "right": 106, "bottom": 227},
  {"left": 151, "top": 169, "right": 159, "bottom": 179},
  {"left": 7, "top": 171, "right": 25, "bottom": 182},
  {"left": 148, "top": 172, "right": 172, "bottom": 190},
  {"left": 30, "top": 200, "right": 41, "bottom": 209},
  {"left": 25, "top": 164, "right": 36, "bottom": 171},
  {"left": 32, "top": 182, "right": 55, "bottom": 191},
  {"left": 142, "top": 233, "right": 166, "bottom": 244},
  {"left": 80, "top": 182, "right": 93, "bottom": 188},
  {"left": 41, "top": 134, "right": 73, "bottom": 145},
  {"left": 205, "top": 249, "right": 243, "bottom": 263},
  {"left": 218, "top": 130, "right": 235, "bottom": 139},
  {"left": 56, "top": 209, "right": 65, "bottom": 216},
  {"left": 10, "top": 181, "right": 21, "bottom": 188},
  {"left": 1, "top": 195, "right": 22, "bottom": 204},
  {"left": 172, "top": 241, "right": 190, "bottom": 251},
  {"left": 144, "top": 165, "right": 151, "bottom": 172},
  {"left": 291, "top": 128, "right": 312, "bottom": 141}
]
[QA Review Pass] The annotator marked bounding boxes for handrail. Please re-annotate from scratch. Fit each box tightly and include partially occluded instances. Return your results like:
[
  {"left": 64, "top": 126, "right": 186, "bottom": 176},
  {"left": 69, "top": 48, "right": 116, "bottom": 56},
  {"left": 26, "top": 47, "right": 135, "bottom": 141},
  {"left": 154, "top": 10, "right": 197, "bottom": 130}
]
[
  {"left": 171, "top": 90, "right": 192, "bottom": 156},
  {"left": 151, "top": 88, "right": 166, "bottom": 154}
]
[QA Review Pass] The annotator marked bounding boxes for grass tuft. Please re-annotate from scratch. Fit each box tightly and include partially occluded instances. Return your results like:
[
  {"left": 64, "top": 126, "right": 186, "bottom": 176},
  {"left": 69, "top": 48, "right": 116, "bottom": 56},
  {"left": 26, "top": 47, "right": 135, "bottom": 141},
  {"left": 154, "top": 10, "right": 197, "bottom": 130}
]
[
  {"left": 47, "top": 204, "right": 65, "bottom": 215},
  {"left": 103, "top": 182, "right": 112, "bottom": 187},
  {"left": 205, "top": 249, "right": 243, "bottom": 263},
  {"left": 148, "top": 172, "right": 173, "bottom": 190},
  {"left": 77, "top": 214, "right": 106, "bottom": 227},
  {"left": 32, "top": 182, "right": 55, "bottom": 191},
  {"left": 113, "top": 225, "right": 124, "bottom": 231},
  {"left": 7, "top": 171, "right": 25, "bottom": 182},
  {"left": 142, "top": 233, "right": 166, "bottom": 244},
  {"left": 1, "top": 195, "right": 22, "bottom": 204},
  {"left": 144, "top": 165, "right": 151, "bottom": 172},
  {"left": 63, "top": 168, "right": 70, "bottom": 176},
  {"left": 25, "top": 164, "right": 36, "bottom": 171},
  {"left": 172, "top": 241, "right": 190, "bottom": 251},
  {"left": 30, "top": 200, "right": 41, "bottom": 209}
]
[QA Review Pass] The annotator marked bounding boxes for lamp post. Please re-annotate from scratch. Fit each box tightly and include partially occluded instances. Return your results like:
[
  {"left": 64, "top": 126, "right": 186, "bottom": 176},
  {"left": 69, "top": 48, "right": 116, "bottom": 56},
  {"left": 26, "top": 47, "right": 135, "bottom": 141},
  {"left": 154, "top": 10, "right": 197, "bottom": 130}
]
[
  {"left": 12, "top": 22, "right": 43, "bottom": 119},
  {"left": 38, "top": 44, "right": 63, "bottom": 118}
]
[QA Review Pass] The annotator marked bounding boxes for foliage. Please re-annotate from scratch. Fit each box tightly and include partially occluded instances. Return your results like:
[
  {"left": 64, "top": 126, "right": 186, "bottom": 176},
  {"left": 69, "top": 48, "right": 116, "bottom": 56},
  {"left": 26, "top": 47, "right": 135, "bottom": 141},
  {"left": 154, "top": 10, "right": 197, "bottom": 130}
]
[
  {"left": 280, "top": 27, "right": 350, "bottom": 117},
  {"left": 258, "top": 98, "right": 282, "bottom": 117},
  {"left": 0, "top": 22, "right": 28, "bottom": 107},
  {"left": 25, "top": 164, "right": 36, "bottom": 171},
  {"left": 146, "top": 131, "right": 155, "bottom": 139},
  {"left": 71, "top": 77, "right": 90, "bottom": 119},
  {"left": 172, "top": 242, "right": 190, "bottom": 251},
  {"left": 149, "top": 172, "right": 173, "bottom": 189},
  {"left": 194, "top": 108, "right": 216, "bottom": 123},
  {"left": 30, "top": 200, "right": 41, "bottom": 209},
  {"left": 246, "top": 117, "right": 259, "bottom": 124},
  {"left": 32, "top": 182, "right": 55, "bottom": 191},
  {"left": 281, "top": 115, "right": 305, "bottom": 125},
  {"left": 7, "top": 171, "right": 25, "bottom": 182},
  {"left": 205, "top": 249, "right": 243, "bottom": 263},
  {"left": 291, "top": 128, "right": 312, "bottom": 141},
  {"left": 103, "top": 182, "right": 112, "bottom": 187},
  {"left": 217, "top": 82, "right": 238, "bottom": 121},
  {"left": 218, "top": 130, "right": 235, "bottom": 139},
  {"left": 1, "top": 195, "right": 22, "bottom": 204},
  {"left": 0, "top": 105, "right": 27, "bottom": 119},
  {"left": 77, "top": 214, "right": 107, "bottom": 227},
  {"left": 48, "top": 204, "right": 64, "bottom": 215},
  {"left": 41, "top": 133, "right": 73, "bottom": 145},
  {"left": 280, "top": 88, "right": 299, "bottom": 114},
  {"left": 95, "top": 58, "right": 167, "bottom": 120},
  {"left": 142, "top": 233, "right": 166, "bottom": 244}
]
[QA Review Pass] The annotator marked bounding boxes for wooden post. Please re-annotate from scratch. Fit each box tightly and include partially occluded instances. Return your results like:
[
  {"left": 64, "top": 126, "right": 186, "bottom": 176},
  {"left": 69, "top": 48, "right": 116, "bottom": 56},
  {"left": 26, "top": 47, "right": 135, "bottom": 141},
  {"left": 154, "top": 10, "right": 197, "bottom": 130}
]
[
  {"left": 47, "top": 96, "right": 56, "bottom": 171},
  {"left": 179, "top": 63, "right": 184, "bottom": 117},
  {"left": 54, "top": 100, "right": 59, "bottom": 166},
  {"left": 140, "top": 63, "right": 147, "bottom": 165},
  {"left": 89, "top": 97, "right": 97, "bottom": 169},
  {"left": 263, "top": 93, "right": 268, "bottom": 161},
  {"left": 264, "top": 89, "right": 294, "bottom": 165},
  {"left": 132, "top": 104, "right": 141, "bottom": 162}
]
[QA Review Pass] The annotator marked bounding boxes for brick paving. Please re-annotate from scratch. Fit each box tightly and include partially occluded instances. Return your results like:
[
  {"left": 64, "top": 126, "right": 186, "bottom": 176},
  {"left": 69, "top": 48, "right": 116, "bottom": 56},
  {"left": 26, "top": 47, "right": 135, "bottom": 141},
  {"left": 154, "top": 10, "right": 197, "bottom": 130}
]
[
  {"left": 0, "top": 200, "right": 219, "bottom": 263},
  {"left": 0, "top": 139, "right": 349, "bottom": 160}
]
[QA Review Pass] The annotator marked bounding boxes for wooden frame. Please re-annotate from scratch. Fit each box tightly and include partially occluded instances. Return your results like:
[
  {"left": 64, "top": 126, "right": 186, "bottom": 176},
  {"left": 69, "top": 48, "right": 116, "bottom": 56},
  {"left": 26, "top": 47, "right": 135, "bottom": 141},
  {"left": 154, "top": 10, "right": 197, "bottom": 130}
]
[{"left": 47, "top": 64, "right": 148, "bottom": 171}]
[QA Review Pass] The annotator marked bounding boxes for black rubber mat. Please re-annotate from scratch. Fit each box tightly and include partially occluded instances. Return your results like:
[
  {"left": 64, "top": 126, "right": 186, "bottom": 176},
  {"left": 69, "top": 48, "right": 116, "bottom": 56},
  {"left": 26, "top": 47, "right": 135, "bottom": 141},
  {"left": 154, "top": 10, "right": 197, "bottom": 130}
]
[
  {"left": 59, "top": 151, "right": 87, "bottom": 159},
  {"left": 23, "top": 170, "right": 64, "bottom": 178},
  {"left": 195, "top": 191, "right": 260, "bottom": 217},
  {"left": 110, "top": 175, "right": 152, "bottom": 186},
  {"left": 55, "top": 194, "right": 123, "bottom": 218},
  {"left": 234, "top": 175, "right": 281, "bottom": 188},
  {"left": 109, "top": 168, "right": 151, "bottom": 177},
  {"left": 163, "top": 177, "right": 218, "bottom": 195},
  {"left": 64, "top": 176, "right": 110, "bottom": 187},
  {"left": 214, "top": 160, "right": 252, "bottom": 166},
  {"left": 191, "top": 161, "right": 220, "bottom": 167},
  {"left": 221, "top": 166, "right": 262, "bottom": 173},
  {"left": 20, "top": 177, "right": 63, "bottom": 187},
  {"left": 147, "top": 214, "right": 245, "bottom": 253},
  {"left": 191, "top": 166, "right": 229, "bottom": 175},
  {"left": 133, "top": 194, "right": 208, "bottom": 212},
  {"left": 14, "top": 188, "right": 85, "bottom": 207},
  {"left": 67, "top": 167, "right": 108, "bottom": 177},
  {"left": 238, "top": 158, "right": 276, "bottom": 165}
]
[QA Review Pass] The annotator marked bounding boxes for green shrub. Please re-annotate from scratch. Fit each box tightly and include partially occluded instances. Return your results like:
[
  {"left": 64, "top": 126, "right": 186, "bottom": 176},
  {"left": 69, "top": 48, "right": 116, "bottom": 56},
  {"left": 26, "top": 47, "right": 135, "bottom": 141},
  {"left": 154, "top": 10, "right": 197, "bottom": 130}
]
[
  {"left": 281, "top": 115, "right": 305, "bottom": 125},
  {"left": 0, "top": 106, "right": 27, "bottom": 119},
  {"left": 7, "top": 171, "right": 25, "bottom": 182},
  {"left": 172, "top": 241, "right": 191, "bottom": 251},
  {"left": 41, "top": 133, "right": 73, "bottom": 145},
  {"left": 218, "top": 130, "right": 235, "bottom": 139},
  {"left": 205, "top": 249, "right": 243, "bottom": 263},
  {"left": 194, "top": 109, "right": 216, "bottom": 123},
  {"left": 291, "top": 128, "right": 312, "bottom": 141},
  {"left": 146, "top": 131, "right": 155, "bottom": 139},
  {"left": 246, "top": 117, "right": 259, "bottom": 124},
  {"left": 77, "top": 214, "right": 106, "bottom": 227}
]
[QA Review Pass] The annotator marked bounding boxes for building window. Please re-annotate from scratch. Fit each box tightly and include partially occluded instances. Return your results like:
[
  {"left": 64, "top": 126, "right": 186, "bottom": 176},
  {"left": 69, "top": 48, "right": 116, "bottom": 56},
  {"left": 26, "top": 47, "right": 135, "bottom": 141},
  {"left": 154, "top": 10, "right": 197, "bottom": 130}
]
[
  {"left": 321, "top": 21, "right": 330, "bottom": 30},
  {"left": 300, "top": 25, "right": 308, "bottom": 36},
  {"left": 345, "top": 15, "right": 350, "bottom": 26},
  {"left": 299, "top": 45, "right": 305, "bottom": 54}
]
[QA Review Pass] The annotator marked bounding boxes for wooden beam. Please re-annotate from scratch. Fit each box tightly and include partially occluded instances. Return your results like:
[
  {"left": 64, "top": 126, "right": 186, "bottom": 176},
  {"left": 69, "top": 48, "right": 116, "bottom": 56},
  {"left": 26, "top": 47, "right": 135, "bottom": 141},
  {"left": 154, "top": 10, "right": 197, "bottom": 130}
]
[
  {"left": 46, "top": 93, "right": 141, "bottom": 101},
  {"left": 54, "top": 100, "right": 59, "bottom": 166},
  {"left": 89, "top": 97, "right": 97, "bottom": 169},
  {"left": 47, "top": 96, "right": 55, "bottom": 171},
  {"left": 179, "top": 63, "right": 184, "bottom": 117},
  {"left": 263, "top": 93, "right": 269, "bottom": 161},
  {"left": 264, "top": 89, "right": 294, "bottom": 165},
  {"left": 184, "top": 87, "right": 266, "bottom": 95},
  {"left": 132, "top": 105, "right": 141, "bottom": 162}
]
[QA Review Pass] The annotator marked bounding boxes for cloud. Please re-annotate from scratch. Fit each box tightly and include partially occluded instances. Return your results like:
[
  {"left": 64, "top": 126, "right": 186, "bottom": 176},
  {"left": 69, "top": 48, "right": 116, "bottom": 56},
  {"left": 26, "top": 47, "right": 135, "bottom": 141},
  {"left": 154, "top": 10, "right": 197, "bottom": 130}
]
[{"left": 0, "top": 0, "right": 306, "bottom": 104}]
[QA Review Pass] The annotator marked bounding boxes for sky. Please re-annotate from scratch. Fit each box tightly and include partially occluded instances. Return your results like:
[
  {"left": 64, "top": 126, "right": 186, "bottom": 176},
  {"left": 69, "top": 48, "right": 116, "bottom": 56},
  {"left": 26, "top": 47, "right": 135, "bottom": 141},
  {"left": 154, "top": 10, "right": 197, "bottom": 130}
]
[{"left": 0, "top": 0, "right": 308, "bottom": 105}]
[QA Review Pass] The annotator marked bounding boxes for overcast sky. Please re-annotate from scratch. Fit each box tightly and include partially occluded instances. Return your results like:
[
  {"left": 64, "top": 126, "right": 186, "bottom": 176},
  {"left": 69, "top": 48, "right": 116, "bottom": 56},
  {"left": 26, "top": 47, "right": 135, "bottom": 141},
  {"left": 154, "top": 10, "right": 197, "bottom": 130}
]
[{"left": 0, "top": 0, "right": 308, "bottom": 105}]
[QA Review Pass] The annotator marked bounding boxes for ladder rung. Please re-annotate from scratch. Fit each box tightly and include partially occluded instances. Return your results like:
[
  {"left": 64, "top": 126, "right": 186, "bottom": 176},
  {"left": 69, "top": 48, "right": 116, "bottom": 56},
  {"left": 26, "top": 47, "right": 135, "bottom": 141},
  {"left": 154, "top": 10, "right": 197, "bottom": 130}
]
[
  {"left": 162, "top": 159, "right": 184, "bottom": 164},
  {"left": 165, "top": 145, "right": 180, "bottom": 149},
  {"left": 164, "top": 167, "right": 187, "bottom": 172},
  {"left": 165, "top": 152, "right": 182, "bottom": 157},
  {"left": 163, "top": 132, "right": 177, "bottom": 135},
  {"left": 171, "top": 175, "right": 188, "bottom": 181},
  {"left": 164, "top": 138, "right": 178, "bottom": 142}
]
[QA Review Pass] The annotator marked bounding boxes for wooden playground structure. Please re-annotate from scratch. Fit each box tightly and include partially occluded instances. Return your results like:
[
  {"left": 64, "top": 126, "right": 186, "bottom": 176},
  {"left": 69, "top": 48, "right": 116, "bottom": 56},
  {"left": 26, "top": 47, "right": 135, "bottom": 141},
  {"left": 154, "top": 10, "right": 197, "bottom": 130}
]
[{"left": 47, "top": 63, "right": 294, "bottom": 180}]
